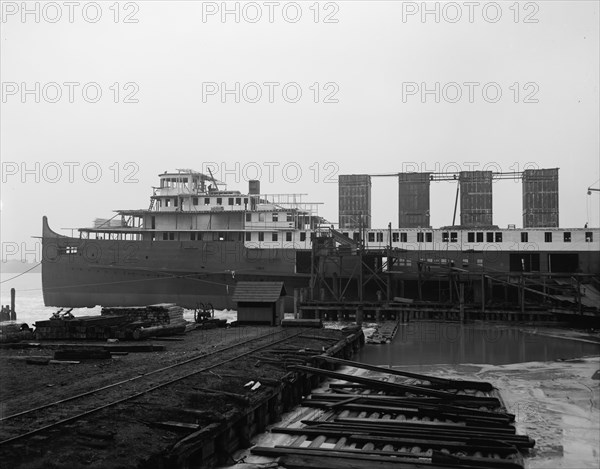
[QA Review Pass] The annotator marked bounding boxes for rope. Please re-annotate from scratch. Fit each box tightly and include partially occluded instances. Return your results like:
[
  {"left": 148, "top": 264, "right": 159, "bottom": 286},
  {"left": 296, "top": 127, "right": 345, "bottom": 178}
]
[{"left": 0, "top": 263, "right": 41, "bottom": 284}]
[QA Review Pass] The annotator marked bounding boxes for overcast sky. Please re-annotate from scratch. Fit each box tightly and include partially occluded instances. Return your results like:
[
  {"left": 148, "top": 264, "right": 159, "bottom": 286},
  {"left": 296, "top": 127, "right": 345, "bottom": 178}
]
[{"left": 1, "top": 0, "right": 599, "bottom": 259}]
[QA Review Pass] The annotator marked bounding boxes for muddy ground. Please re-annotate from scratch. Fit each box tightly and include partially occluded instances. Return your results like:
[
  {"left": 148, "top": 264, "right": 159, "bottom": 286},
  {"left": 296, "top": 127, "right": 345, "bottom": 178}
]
[{"left": 0, "top": 325, "right": 348, "bottom": 468}]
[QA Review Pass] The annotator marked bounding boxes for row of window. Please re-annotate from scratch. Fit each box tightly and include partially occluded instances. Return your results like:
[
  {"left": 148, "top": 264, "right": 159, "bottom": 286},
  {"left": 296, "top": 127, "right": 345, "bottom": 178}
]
[
  {"left": 361, "top": 231, "right": 495, "bottom": 243},
  {"left": 541, "top": 231, "right": 594, "bottom": 243},
  {"left": 193, "top": 197, "right": 249, "bottom": 206},
  {"left": 160, "top": 197, "right": 251, "bottom": 208},
  {"left": 245, "top": 213, "right": 294, "bottom": 222},
  {"left": 161, "top": 232, "right": 308, "bottom": 242},
  {"left": 396, "top": 258, "right": 483, "bottom": 267},
  {"left": 160, "top": 177, "right": 190, "bottom": 188},
  {"left": 355, "top": 231, "right": 595, "bottom": 243}
]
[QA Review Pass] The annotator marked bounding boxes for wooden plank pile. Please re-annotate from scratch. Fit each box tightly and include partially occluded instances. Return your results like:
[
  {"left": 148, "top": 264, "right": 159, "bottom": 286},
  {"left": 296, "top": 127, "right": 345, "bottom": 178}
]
[
  {"left": 35, "top": 304, "right": 187, "bottom": 340},
  {"left": 34, "top": 315, "right": 131, "bottom": 340},
  {"left": 0, "top": 322, "right": 33, "bottom": 343},
  {"left": 251, "top": 358, "right": 534, "bottom": 469}
]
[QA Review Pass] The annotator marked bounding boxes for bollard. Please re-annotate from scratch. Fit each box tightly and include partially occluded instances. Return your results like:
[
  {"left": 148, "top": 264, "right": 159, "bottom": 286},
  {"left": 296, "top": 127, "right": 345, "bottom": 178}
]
[{"left": 356, "top": 306, "right": 364, "bottom": 326}]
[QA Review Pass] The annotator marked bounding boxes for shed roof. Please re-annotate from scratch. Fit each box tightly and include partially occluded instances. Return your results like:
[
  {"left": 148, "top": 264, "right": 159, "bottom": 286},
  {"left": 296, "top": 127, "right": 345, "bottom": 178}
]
[{"left": 232, "top": 281, "right": 287, "bottom": 303}]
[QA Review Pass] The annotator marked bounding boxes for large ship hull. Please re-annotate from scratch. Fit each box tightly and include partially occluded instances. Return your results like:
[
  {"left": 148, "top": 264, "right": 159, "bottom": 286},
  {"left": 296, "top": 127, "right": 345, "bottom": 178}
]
[
  {"left": 41, "top": 217, "right": 310, "bottom": 310},
  {"left": 42, "top": 216, "right": 600, "bottom": 310}
]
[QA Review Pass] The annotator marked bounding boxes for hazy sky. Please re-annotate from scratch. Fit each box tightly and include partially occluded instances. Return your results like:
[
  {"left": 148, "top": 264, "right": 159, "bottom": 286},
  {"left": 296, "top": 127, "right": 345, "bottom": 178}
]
[{"left": 1, "top": 0, "right": 599, "bottom": 260}]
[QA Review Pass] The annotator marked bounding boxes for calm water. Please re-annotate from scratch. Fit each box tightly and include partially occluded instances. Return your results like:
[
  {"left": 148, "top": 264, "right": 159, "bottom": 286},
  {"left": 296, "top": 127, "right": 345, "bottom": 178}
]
[
  {"left": 0, "top": 272, "right": 237, "bottom": 325},
  {"left": 3, "top": 273, "right": 599, "bottom": 366},
  {"left": 356, "top": 322, "right": 600, "bottom": 368}
]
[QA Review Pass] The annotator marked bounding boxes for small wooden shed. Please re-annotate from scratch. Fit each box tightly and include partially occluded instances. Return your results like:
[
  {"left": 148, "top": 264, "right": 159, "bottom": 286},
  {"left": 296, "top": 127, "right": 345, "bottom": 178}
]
[{"left": 232, "top": 281, "right": 287, "bottom": 326}]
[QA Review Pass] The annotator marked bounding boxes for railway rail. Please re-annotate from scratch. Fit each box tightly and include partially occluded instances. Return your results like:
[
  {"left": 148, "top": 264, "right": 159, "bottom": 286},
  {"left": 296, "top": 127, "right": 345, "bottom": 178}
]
[{"left": 0, "top": 327, "right": 311, "bottom": 447}]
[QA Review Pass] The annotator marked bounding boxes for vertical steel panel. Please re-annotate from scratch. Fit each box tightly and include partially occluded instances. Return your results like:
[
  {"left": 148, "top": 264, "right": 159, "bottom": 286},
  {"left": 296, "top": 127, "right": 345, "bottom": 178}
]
[
  {"left": 459, "top": 171, "right": 493, "bottom": 227},
  {"left": 522, "top": 168, "right": 559, "bottom": 227},
  {"left": 398, "top": 173, "right": 431, "bottom": 228},
  {"left": 339, "top": 174, "right": 372, "bottom": 229}
]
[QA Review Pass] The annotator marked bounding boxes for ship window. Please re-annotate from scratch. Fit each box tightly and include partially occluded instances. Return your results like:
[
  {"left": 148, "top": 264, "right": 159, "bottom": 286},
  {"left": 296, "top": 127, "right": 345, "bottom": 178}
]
[
  {"left": 286, "top": 232, "right": 292, "bottom": 242},
  {"left": 245, "top": 232, "right": 251, "bottom": 241},
  {"left": 521, "top": 232, "right": 528, "bottom": 242},
  {"left": 462, "top": 258, "right": 469, "bottom": 267},
  {"left": 400, "top": 233, "right": 407, "bottom": 242},
  {"left": 376, "top": 232, "right": 383, "bottom": 242},
  {"left": 192, "top": 197, "right": 198, "bottom": 206},
  {"left": 544, "top": 232, "right": 552, "bottom": 242},
  {"left": 216, "top": 198, "right": 222, "bottom": 205},
  {"left": 272, "top": 233, "right": 278, "bottom": 241},
  {"left": 477, "top": 258, "right": 483, "bottom": 266},
  {"left": 392, "top": 232, "right": 399, "bottom": 242},
  {"left": 191, "top": 232, "right": 196, "bottom": 240},
  {"left": 495, "top": 232, "right": 503, "bottom": 242},
  {"left": 467, "top": 232, "right": 475, "bottom": 242},
  {"left": 165, "top": 199, "right": 170, "bottom": 207},
  {"left": 486, "top": 232, "right": 493, "bottom": 242},
  {"left": 300, "top": 232, "right": 306, "bottom": 241},
  {"left": 343, "top": 232, "right": 349, "bottom": 238},
  {"left": 204, "top": 198, "right": 210, "bottom": 205},
  {"left": 476, "top": 232, "right": 483, "bottom": 242},
  {"left": 174, "top": 198, "right": 178, "bottom": 207},
  {"left": 258, "top": 232, "right": 264, "bottom": 241},
  {"left": 563, "top": 232, "right": 571, "bottom": 242},
  {"left": 426, "top": 232, "right": 432, "bottom": 242},
  {"left": 258, "top": 213, "right": 265, "bottom": 222},
  {"left": 368, "top": 232, "right": 375, "bottom": 242},
  {"left": 585, "top": 231, "right": 593, "bottom": 242},
  {"left": 416, "top": 232, "right": 423, "bottom": 242},
  {"left": 228, "top": 198, "right": 234, "bottom": 205},
  {"left": 441, "top": 232, "right": 448, "bottom": 242},
  {"left": 286, "top": 213, "right": 293, "bottom": 222},
  {"left": 450, "top": 232, "right": 457, "bottom": 243},
  {"left": 243, "top": 198, "right": 248, "bottom": 205},
  {"left": 169, "top": 232, "right": 175, "bottom": 240},
  {"left": 245, "top": 213, "right": 251, "bottom": 222},
  {"left": 236, "top": 198, "right": 241, "bottom": 205},
  {"left": 272, "top": 213, "right": 278, "bottom": 222},
  {"left": 353, "top": 232, "right": 359, "bottom": 242}
]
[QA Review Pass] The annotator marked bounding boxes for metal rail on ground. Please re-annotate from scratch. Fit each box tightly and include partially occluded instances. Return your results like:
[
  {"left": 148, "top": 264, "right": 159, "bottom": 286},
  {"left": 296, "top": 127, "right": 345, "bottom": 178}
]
[{"left": 0, "top": 327, "right": 311, "bottom": 447}]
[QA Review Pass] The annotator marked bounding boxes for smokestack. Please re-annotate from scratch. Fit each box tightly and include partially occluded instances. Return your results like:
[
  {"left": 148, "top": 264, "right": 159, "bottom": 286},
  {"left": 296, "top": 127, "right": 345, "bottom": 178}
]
[{"left": 249, "top": 180, "right": 260, "bottom": 195}]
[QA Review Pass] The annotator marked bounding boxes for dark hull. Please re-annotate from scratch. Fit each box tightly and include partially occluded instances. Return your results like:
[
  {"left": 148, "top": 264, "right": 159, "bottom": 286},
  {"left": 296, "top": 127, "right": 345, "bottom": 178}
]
[{"left": 41, "top": 218, "right": 309, "bottom": 310}]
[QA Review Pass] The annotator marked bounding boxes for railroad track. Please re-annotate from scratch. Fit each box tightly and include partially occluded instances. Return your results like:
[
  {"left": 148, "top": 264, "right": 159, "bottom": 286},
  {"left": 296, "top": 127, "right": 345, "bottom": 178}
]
[{"left": 0, "top": 327, "right": 312, "bottom": 447}]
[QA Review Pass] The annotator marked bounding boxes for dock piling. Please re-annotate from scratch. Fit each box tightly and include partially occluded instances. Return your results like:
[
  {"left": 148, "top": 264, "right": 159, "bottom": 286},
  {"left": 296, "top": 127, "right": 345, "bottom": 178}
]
[{"left": 10, "top": 288, "right": 16, "bottom": 321}]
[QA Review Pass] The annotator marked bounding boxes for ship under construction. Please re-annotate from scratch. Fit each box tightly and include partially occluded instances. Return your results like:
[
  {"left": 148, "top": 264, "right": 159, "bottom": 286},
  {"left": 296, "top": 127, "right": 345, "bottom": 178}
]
[{"left": 42, "top": 168, "right": 600, "bottom": 315}]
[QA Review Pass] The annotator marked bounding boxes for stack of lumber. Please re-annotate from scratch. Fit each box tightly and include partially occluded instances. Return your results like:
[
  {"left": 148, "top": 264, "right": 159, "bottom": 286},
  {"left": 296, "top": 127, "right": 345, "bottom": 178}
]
[
  {"left": 131, "top": 304, "right": 187, "bottom": 340},
  {"left": 34, "top": 315, "right": 131, "bottom": 340},
  {"left": 0, "top": 322, "right": 33, "bottom": 343},
  {"left": 35, "top": 304, "right": 188, "bottom": 340},
  {"left": 101, "top": 304, "right": 184, "bottom": 324}
]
